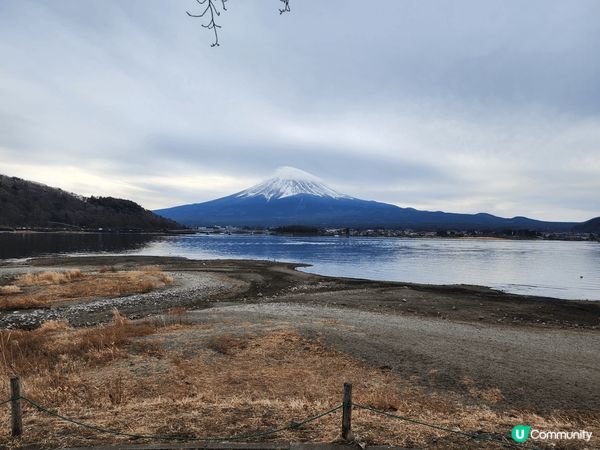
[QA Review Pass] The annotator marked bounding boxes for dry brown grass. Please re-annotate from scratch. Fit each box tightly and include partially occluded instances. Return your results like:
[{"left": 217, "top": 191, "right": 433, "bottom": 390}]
[
  {"left": 462, "top": 377, "right": 505, "bottom": 405},
  {"left": 140, "top": 266, "right": 174, "bottom": 285},
  {"left": 206, "top": 333, "right": 249, "bottom": 355},
  {"left": 0, "top": 323, "right": 597, "bottom": 449},
  {"left": 0, "top": 268, "right": 174, "bottom": 310},
  {"left": 16, "top": 269, "right": 84, "bottom": 286},
  {"left": 0, "top": 311, "right": 155, "bottom": 379},
  {"left": 0, "top": 285, "right": 21, "bottom": 295}
]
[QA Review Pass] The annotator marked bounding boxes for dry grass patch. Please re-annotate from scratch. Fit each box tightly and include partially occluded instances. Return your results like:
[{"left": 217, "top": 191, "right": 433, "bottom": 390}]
[
  {"left": 16, "top": 269, "right": 84, "bottom": 286},
  {"left": 462, "top": 376, "right": 505, "bottom": 404},
  {"left": 0, "top": 267, "right": 174, "bottom": 310},
  {"left": 0, "top": 285, "right": 21, "bottom": 295},
  {"left": 206, "top": 333, "right": 249, "bottom": 355},
  {"left": 0, "top": 325, "right": 597, "bottom": 449},
  {"left": 0, "top": 311, "right": 155, "bottom": 381},
  {"left": 0, "top": 310, "right": 186, "bottom": 406}
]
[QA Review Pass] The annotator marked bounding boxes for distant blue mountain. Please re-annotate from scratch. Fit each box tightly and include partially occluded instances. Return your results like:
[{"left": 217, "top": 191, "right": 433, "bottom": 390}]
[
  {"left": 154, "top": 167, "right": 577, "bottom": 231},
  {"left": 573, "top": 217, "right": 600, "bottom": 233}
]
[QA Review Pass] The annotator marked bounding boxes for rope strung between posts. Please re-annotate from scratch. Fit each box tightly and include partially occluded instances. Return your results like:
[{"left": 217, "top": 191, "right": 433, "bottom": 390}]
[
  {"left": 353, "top": 403, "right": 542, "bottom": 450},
  {"left": 354, "top": 403, "right": 474, "bottom": 439},
  {"left": 2, "top": 393, "right": 541, "bottom": 449},
  {"left": 20, "top": 396, "right": 342, "bottom": 442}
]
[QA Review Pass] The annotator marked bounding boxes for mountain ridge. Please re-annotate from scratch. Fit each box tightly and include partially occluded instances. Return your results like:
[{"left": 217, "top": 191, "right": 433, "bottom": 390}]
[
  {"left": 154, "top": 167, "right": 583, "bottom": 231},
  {"left": 0, "top": 174, "right": 182, "bottom": 231},
  {"left": 573, "top": 217, "right": 600, "bottom": 233}
]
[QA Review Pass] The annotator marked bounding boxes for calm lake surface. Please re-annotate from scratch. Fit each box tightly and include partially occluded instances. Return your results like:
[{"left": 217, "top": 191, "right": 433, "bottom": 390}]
[{"left": 1, "top": 233, "right": 599, "bottom": 301}]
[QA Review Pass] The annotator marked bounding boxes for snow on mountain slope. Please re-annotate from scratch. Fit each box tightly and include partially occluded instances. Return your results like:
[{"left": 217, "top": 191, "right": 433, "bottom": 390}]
[
  {"left": 153, "top": 167, "right": 577, "bottom": 231},
  {"left": 235, "top": 167, "right": 354, "bottom": 201}
]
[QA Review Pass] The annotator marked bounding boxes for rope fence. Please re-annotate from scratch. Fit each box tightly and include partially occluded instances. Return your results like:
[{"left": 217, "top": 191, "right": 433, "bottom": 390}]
[
  {"left": 1, "top": 377, "right": 539, "bottom": 449},
  {"left": 353, "top": 403, "right": 540, "bottom": 450},
  {"left": 21, "top": 396, "right": 342, "bottom": 442}
]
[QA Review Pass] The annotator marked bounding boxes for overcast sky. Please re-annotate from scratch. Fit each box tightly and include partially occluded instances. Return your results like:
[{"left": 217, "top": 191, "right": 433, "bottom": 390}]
[{"left": 1, "top": 0, "right": 599, "bottom": 221}]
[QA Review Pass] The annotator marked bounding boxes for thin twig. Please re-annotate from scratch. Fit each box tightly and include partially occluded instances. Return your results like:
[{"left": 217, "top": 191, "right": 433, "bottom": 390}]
[
  {"left": 186, "top": 0, "right": 226, "bottom": 47},
  {"left": 279, "top": 0, "right": 291, "bottom": 15},
  {"left": 187, "top": 1, "right": 291, "bottom": 47}
]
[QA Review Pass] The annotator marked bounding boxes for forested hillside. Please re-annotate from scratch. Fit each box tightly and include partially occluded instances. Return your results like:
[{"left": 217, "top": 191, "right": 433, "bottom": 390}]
[{"left": 0, "top": 175, "right": 181, "bottom": 231}]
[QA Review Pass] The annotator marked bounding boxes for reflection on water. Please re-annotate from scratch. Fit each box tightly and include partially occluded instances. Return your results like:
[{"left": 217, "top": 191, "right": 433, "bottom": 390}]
[
  {"left": 1, "top": 233, "right": 599, "bottom": 300},
  {"left": 0, "top": 232, "right": 157, "bottom": 260}
]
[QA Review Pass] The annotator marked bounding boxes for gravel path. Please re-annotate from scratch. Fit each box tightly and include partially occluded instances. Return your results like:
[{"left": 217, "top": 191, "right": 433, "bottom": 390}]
[{"left": 189, "top": 302, "right": 600, "bottom": 412}]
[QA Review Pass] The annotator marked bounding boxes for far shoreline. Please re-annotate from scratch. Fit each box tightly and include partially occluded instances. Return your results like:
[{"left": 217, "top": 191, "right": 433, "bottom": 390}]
[
  {"left": 0, "top": 229, "right": 192, "bottom": 235},
  {"left": 1, "top": 228, "right": 598, "bottom": 242}
]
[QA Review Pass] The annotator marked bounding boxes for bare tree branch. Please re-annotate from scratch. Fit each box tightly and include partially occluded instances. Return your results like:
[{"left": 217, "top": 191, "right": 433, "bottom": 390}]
[
  {"left": 186, "top": 0, "right": 227, "bottom": 47},
  {"left": 187, "top": 0, "right": 290, "bottom": 47},
  {"left": 279, "top": 0, "right": 291, "bottom": 15}
]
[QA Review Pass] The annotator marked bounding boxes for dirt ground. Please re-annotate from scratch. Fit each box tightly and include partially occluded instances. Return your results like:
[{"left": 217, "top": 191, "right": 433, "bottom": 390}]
[{"left": 0, "top": 256, "right": 599, "bottom": 449}]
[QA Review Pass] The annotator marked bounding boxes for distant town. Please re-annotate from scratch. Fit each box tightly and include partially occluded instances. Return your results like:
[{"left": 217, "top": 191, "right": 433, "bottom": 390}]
[
  {"left": 2, "top": 224, "right": 599, "bottom": 242},
  {"left": 2, "top": 222, "right": 598, "bottom": 242},
  {"left": 194, "top": 225, "right": 600, "bottom": 242}
]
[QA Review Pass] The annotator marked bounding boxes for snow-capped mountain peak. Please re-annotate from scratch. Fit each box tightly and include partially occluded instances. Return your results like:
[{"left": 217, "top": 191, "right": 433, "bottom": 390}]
[{"left": 235, "top": 167, "right": 353, "bottom": 201}]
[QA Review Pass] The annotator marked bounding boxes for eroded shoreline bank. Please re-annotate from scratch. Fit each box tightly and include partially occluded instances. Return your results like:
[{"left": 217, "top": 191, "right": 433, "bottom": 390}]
[{"left": 0, "top": 255, "right": 598, "bottom": 330}]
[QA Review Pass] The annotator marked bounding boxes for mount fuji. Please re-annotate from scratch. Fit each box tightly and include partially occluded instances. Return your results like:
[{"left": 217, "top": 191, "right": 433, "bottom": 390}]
[
  {"left": 154, "top": 167, "right": 575, "bottom": 231},
  {"left": 234, "top": 167, "right": 353, "bottom": 201}
]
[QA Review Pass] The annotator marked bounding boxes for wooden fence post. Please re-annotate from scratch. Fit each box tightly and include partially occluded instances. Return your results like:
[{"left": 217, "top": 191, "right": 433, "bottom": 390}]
[
  {"left": 341, "top": 381, "right": 353, "bottom": 441},
  {"left": 10, "top": 376, "right": 22, "bottom": 437}
]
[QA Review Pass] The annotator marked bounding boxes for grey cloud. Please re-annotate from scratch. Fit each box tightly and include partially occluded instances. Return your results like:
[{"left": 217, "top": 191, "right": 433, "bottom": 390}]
[
  {"left": 0, "top": 0, "right": 599, "bottom": 221},
  {"left": 141, "top": 132, "right": 451, "bottom": 185}
]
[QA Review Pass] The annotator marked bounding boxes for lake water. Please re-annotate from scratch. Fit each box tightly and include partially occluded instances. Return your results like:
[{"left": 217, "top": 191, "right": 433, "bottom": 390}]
[
  {"left": 1, "top": 233, "right": 599, "bottom": 301},
  {"left": 0, "top": 232, "right": 156, "bottom": 260}
]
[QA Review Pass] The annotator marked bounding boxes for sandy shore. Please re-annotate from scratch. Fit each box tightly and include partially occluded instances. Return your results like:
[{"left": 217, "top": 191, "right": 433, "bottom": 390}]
[{"left": 1, "top": 255, "right": 599, "bottom": 418}]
